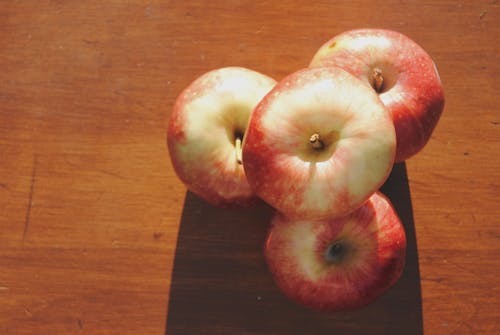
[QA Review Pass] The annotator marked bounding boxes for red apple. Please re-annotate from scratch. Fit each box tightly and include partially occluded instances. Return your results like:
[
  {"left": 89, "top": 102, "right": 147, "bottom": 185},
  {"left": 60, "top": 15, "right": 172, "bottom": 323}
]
[
  {"left": 310, "top": 28, "right": 445, "bottom": 162},
  {"left": 265, "top": 192, "right": 406, "bottom": 311},
  {"left": 243, "top": 67, "right": 396, "bottom": 220},
  {"left": 167, "top": 67, "right": 276, "bottom": 207}
]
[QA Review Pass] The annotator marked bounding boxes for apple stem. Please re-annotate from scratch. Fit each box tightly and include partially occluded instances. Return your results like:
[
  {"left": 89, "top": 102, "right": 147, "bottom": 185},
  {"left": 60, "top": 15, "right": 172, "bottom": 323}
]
[
  {"left": 372, "top": 68, "right": 384, "bottom": 93},
  {"left": 309, "top": 133, "right": 324, "bottom": 150},
  {"left": 235, "top": 137, "right": 243, "bottom": 164}
]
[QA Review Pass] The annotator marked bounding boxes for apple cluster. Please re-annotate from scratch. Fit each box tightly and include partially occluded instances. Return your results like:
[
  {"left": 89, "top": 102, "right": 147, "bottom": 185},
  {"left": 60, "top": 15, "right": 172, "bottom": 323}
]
[{"left": 168, "top": 29, "right": 444, "bottom": 311}]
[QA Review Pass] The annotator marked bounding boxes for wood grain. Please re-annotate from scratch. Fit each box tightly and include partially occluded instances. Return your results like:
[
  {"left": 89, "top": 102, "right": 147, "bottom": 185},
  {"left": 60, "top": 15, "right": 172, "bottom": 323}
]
[{"left": 0, "top": 1, "right": 498, "bottom": 334}]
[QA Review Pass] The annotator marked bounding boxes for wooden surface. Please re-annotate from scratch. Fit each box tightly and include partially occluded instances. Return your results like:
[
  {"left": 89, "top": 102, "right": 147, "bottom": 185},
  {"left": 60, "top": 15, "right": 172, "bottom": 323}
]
[{"left": 0, "top": 1, "right": 498, "bottom": 334}]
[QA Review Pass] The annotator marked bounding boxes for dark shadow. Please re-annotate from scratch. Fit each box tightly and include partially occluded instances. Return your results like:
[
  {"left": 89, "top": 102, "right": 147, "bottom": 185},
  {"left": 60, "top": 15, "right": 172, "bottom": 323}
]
[{"left": 166, "top": 162, "right": 423, "bottom": 335}]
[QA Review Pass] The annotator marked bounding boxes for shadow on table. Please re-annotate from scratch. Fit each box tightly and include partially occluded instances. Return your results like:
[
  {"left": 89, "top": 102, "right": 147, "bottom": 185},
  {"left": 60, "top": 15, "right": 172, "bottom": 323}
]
[{"left": 166, "top": 162, "right": 423, "bottom": 335}]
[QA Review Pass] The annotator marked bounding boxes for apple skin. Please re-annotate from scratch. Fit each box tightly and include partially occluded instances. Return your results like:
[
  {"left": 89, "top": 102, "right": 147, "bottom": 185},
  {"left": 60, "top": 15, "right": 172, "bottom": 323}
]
[
  {"left": 167, "top": 67, "right": 276, "bottom": 207},
  {"left": 310, "top": 28, "right": 445, "bottom": 162},
  {"left": 243, "top": 67, "right": 396, "bottom": 220},
  {"left": 265, "top": 192, "right": 407, "bottom": 312}
]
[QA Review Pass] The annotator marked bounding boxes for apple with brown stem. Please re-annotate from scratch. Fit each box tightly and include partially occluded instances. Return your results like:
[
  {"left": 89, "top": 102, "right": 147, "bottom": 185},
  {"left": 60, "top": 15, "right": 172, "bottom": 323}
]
[
  {"left": 310, "top": 28, "right": 445, "bottom": 162},
  {"left": 167, "top": 67, "right": 276, "bottom": 207},
  {"left": 243, "top": 67, "right": 396, "bottom": 220}
]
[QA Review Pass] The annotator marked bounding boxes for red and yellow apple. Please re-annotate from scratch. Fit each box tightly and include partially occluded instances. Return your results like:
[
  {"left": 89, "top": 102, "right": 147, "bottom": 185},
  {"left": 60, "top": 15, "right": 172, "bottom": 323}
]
[
  {"left": 310, "top": 28, "right": 445, "bottom": 162},
  {"left": 243, "top": 67, "right": 396, "bottom": 220},
  {"left": 265, "top": 192, "right": 407, "bottom": 311},
  {"left": 167, "top": 67, "right": 276, "bottom": 207}
]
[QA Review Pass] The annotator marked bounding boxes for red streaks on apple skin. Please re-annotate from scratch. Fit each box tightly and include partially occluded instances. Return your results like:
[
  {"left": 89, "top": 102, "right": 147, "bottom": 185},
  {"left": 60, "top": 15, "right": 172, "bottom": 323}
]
[
  {"left": 167, "top": 68, "right": 225, "bottom": 145},
  {"left": 242, "top": 85, "right": 290, "bottom": 204},
  {"left": 167, "top": 67, "right": 275, "bottom": 207},
  {"left": 386, "top": 41, "right": 445, "bottom": 161},
  {"left": 265, "top": 192, "right": 406, "bottom": 312},
  {"left": 243, "top": 67, "right": 394, "bottom": 219},
  {"left": 168, "top": 136, "right": 258, "bottom": 207},
  {"left": 330, "top": 178, "right": 351, "bottom": 217}
]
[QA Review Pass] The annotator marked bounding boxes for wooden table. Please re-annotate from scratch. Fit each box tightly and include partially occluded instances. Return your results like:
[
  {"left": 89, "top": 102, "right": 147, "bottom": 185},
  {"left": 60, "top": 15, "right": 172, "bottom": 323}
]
[{"left": 1, "top": 1, "right": 498, "bottom": 334}]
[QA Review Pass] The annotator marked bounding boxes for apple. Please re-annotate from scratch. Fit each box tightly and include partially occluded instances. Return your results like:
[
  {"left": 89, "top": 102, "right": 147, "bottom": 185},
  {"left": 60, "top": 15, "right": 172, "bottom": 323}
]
[
  {"left": 310, "top": 28, "right": 445, "bottom": 162},
  {"left": 167, "top": 67, "right": 276, "bottom": 207},
  {"left": 265, "top": 192, "right": 407, "bottom": 311},
  {"left": 242, "top": 67, "right": 396, "bottom": 220}
]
